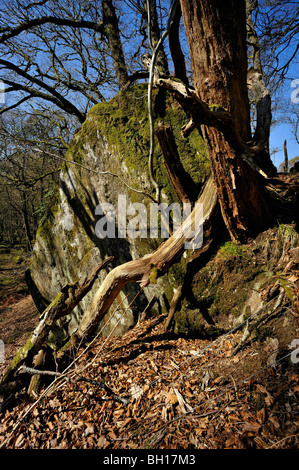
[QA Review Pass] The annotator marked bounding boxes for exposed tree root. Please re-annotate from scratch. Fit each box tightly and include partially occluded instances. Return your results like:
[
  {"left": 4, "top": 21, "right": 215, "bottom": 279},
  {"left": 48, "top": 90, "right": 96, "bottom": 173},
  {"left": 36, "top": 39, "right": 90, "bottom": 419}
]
[{"left": 72, "top": 175, "right": 218, "bottom": 344}]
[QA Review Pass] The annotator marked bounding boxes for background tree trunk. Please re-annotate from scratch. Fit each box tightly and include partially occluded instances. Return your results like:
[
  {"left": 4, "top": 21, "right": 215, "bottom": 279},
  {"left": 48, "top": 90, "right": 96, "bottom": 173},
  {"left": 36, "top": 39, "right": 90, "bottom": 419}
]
[
  {"left": 144, "top": 0, "right": 169, "bottom": 75},
  {"left": 102, "top": 0, "right": 129, "bottom": 89},
  {"left": 180, "top": 0, "right": 274, "bottom": 241}
]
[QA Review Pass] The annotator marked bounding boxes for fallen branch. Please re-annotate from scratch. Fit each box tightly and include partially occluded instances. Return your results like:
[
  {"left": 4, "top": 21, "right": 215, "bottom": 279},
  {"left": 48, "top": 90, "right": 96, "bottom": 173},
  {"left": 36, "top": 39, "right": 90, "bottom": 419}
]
[
  {"left": 74, "top": 176, "right": 218, "bottom": 343},
  {"left": 0, "top": 257, "right": 113, "bottom": 388},
  {"left": 18, "top": 365, "right": 129, "bottom": 405}
]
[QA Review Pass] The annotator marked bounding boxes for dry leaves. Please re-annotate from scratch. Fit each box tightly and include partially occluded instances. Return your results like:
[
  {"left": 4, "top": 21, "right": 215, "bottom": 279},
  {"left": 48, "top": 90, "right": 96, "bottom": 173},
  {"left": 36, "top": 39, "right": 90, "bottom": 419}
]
[{"left": 0, "top": 316, "right": 298, "bottom": 449}]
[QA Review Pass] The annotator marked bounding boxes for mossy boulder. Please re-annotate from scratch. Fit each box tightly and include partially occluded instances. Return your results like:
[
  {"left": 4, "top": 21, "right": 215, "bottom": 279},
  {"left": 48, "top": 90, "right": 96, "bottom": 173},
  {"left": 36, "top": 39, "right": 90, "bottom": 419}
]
[
  {"left": 29, "top": 84, "right": 210, "bottom": 340},
  {"left": 173, "top": 225, "right": 299, "bottom": 342}
]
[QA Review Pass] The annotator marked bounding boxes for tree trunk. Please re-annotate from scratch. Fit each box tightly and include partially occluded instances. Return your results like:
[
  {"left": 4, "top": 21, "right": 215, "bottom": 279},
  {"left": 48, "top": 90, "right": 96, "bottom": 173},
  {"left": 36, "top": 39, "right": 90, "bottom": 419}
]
[
  {"left": 246, "top": 0, "right": 277, "bottom": 176},
  {"left": 180, "top": 0, "right": 274, "bottom": 241},
  {"left": 102, "top": 0, "right": 129, "bottom": 89},
  {"left": 168, "top": 1, "right": 188, "bottom": 85},
  {"left": 144, "top": 0, "right": 169, "bottom": 75}
]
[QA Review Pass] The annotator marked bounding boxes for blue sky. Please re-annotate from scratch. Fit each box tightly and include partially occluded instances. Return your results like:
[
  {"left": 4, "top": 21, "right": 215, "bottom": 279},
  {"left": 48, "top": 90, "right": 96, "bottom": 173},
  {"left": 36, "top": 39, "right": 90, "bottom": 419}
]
[
  {"left": 270, "top": 74, "right": 299, "bottom": 170},
  {"left": 270, "top": 123, "right": 299, "bottom": 170}
]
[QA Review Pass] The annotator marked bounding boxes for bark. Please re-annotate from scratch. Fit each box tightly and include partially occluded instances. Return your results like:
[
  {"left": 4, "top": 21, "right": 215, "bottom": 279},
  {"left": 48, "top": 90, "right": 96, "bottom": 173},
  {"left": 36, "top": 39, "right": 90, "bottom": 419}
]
[
  {"left": 168, "top": 2, "right": 188, "bottom": 85},
  {"left": 179, "top": 0, "right": 274, "bottom": 241},
  {"left": 102, "top": 0, "right": 129, "bottom": 89}
]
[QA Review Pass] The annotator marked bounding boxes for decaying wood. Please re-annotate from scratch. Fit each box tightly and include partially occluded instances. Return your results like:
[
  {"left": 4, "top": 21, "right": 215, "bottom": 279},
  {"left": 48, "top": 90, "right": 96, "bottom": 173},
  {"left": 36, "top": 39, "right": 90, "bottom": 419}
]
[
  {"left": 74, "top": 176, "right": 218, "bottom": 343},
  {"left": 164, "top": 285, "right": 183, "bottom": 331},
  {"left": 27, "top": 349, "right": 46, "bottom": 400},
  {"left": 155, "top": 122, "right": 198, "bottom": 203},
  {"left": 0, "top": 257, "right": 113, "bottom": 389}
]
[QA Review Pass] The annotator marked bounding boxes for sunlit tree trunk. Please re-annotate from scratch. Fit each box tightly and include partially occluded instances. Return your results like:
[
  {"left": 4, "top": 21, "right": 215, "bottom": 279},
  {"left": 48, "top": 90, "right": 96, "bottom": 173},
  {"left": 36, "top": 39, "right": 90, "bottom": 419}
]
[{"left": 180, "top": 0, "right": 274, "bottom": 241}]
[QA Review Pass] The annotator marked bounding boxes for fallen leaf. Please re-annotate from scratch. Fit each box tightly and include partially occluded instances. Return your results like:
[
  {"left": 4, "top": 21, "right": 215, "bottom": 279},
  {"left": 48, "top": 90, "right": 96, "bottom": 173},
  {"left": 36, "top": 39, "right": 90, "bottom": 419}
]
[
  {"left": 228, "top": 412, "right": 241, "bottom": 422},
  {"left": 257, "top": 408, "right": 266, "bottom": 424},
  {"left": 201, "top": 370, "right": 210, "bottom": 389},
  {"left": 173, "top": 388, "right": 193, "bottom": 413},
  {"left": 85, "top": 425, "right": 94, "bottom": 436},
  {"left": 161, "top": 406, "right": 168, "bottom": 421},
  {"left": 241, "top": 421, "right": 260, "bottom": 435},
  {"left": 15, "top": 433, "right": 25, "bottom": 448},
  {"left": 269, "top": 415, "right": 280, "bottom": 429},
  {"left": 97, "top": 435, "right": 110, "bottom": 448},
  {"left": 256, "top": 384, "right": 274, "bottom": 406},
  {"left": 130, "top": 383, "right": 143, "bottom": 400},
  {"left": 206, "top": 425, "right": 215, "bottom": 438},
  {"left": 288, "top": 274, "right": 299, "bottom": 283},
  {"left": 50, "top": 438, "right": 58, "bottom": 448},
  {"left": 254, "top": 436, "right": 267, "bottom": 449}
]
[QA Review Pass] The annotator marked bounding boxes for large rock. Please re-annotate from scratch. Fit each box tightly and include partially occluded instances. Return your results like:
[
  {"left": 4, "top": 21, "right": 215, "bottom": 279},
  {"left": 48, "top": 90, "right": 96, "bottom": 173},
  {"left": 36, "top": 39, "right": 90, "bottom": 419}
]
[{"left": 28, "top": 85, "right": 209, "bottom": 341}]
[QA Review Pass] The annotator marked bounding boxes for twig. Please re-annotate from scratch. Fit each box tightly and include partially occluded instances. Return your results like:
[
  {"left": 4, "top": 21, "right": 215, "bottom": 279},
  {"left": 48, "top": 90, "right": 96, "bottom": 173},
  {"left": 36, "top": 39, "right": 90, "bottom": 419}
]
[
  {"left": 17, "top": 365, "right": 129, "bottom": 405},
  {"left": 32, "top": 147, "right": 157, "bottom": 202},
  {"left": 266, "top": 434, "right": 299, "bottom": 449}
]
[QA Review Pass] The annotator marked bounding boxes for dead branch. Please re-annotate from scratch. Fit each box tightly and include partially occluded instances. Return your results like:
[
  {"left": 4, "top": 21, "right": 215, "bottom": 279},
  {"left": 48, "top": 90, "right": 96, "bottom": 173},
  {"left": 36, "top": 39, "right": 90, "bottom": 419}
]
[
  {"left": 164, "top": 285, "right": 183, "bottom": 331},
  {"left": 157, "top": 77, "right": 270, "bottom": 180},
  {"left": 155, "top": 122, "right": 198, "bottom": 203},
  {"left": 18, "top": 365, "right": 129, "bottom": 405},
  {"left": 157, "top": 78, "right": 234, "bottom": 137},
  {"left": 0, "top": 257, "right": 113, "bottom": 388},
  {"left": 74, "top": 176, "right": 218, "bottom": 343}
]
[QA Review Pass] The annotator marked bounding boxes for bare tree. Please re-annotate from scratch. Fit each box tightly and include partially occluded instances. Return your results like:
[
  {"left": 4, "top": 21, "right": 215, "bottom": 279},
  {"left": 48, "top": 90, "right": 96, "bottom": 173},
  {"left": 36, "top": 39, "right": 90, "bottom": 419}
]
[
  {"left": 0, "top": 0, "right": 128, "bottom": 122},
  {"left": 0, "top": 111, "right": 61, "bottom": 248},
  {"left": 68, "top": 0, "right": 298, "bottom": 343}
]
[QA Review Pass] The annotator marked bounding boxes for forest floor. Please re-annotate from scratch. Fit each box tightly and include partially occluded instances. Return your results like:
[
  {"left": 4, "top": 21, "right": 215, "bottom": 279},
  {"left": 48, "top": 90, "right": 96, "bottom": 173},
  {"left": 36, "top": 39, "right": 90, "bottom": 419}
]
[
  {"left": 0, "top": 235, "right": 299, "bottom": 450},
  {"left": 0, "top": 246, "right": 38, "bottom": 378},
  {"left": 0, "top": 306, "right": 298, "bottom": 449}
]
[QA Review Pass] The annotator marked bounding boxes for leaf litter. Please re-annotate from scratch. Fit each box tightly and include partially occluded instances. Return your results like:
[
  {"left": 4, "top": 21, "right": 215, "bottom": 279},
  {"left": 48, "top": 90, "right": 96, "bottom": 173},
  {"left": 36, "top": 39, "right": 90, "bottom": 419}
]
[{"left": 0, "top": 314, "right": 298, "bottom": 449}]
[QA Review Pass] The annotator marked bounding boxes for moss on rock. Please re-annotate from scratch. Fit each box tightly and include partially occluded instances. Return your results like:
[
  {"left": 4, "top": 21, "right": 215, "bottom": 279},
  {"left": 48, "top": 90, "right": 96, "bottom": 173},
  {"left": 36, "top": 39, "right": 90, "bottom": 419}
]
[
  {"left": 30, "top": 84, "right": 210, "bottom": 338},
  {"left": 173, "top": 225, "right": 299, "bottom": 337}
]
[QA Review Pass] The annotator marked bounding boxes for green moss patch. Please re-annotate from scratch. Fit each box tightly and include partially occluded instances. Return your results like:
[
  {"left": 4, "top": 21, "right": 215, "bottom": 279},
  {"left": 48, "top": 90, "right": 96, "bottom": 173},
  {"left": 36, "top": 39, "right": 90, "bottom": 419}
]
[{"left": 173, "top": 225, "right": 299, "bottom": 337}]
